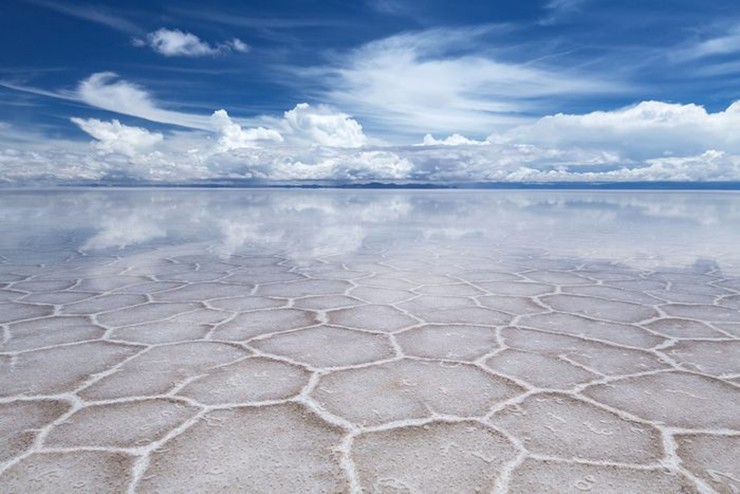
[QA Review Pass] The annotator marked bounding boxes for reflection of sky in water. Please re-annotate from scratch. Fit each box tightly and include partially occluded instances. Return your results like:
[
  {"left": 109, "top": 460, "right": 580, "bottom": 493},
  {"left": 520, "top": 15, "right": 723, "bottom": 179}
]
[{"left": 1, "top": 189, "right": 739, "bottom": 272}]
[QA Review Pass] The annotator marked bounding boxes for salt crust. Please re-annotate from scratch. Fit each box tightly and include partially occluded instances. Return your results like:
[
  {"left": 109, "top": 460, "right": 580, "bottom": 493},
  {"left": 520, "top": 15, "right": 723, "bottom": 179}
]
[{"left": 0, "top": 245, "right": 738, "bottom": 493}]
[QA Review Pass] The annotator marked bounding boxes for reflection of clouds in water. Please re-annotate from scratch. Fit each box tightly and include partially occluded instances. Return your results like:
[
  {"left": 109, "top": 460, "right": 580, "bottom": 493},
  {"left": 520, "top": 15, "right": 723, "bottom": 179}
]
[
  {"left": 215, "top": 220, "right": 282, "bottom": 259},
  {"left": 214, "top": 219, "right": 364, "bottom": 261},
  {"left": 68, "top": 192, "right": 413, "bottom": 262},
  {"left": 357, "top": 198, "right": 412, "bottom": 223},
  {"left": 1, "top": 190, "right": 739, "bottom": 272},
  {"left": 83, "top": 214, "right": 167, "bottom": 249},
  {"left": 293, "top": 225, "right": 365, "bottom": 263},
  {"left": 421, "top": 228, "right": 485, "bottom": 240}
]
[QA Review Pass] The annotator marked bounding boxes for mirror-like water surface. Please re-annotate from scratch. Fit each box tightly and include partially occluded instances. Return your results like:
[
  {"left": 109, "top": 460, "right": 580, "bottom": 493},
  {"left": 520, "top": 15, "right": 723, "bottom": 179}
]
[
  {"left": 2, "top": 189, "right": 740, "bottom": 270},
  {"left": 0, "top": 189, "right": 738, "bottom": 493}
]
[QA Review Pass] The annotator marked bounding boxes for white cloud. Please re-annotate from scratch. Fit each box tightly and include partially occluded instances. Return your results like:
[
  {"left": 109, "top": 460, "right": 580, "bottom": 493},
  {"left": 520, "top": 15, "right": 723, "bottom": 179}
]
[
  {"left": 77, "top": 72, "right": 213, "bottom": 130},
  {"left": 17, "top": 75, "right": 363, "bottom": 147},
  {"left": 268, "top": 150, "right": 413, "bottom": 180},
  {"left": 421, "top": 134, "right": 486, "bottom": 146},
  {"left": 3, "top": 98, "right": 740, "bottom": 185},
  {"left": 311, "top": 27, "right": 624, "bottom": 138},
  {"left": 229, "top": 38, "right": 250, "bottom": 53},
  {"left": 29, "top": 0, "right": 142, "bottom": 35},
  {"left": 136, "top": 28, "right": 250, "bottom": 57},
  {"left": 540, "top": 0, "right": 590, "bottom": 25},
  {"left": 208, "top": 104, "right": 368, "bottom": 151},
  {"left": 210, "top": 109, "right": 283, "bottom": 151},
  {"left": 674, "top": 23, "right": 740, "bottom": 61},
  {"left": 71, "top": 117, "right": 163, "bottom": 156},
  {"left": 603, "top": 151, "right": 740, "bottom": 182},
  {"left": 494, "top": 100, "right": 740, "bottom": 159},
  {"left": 281, "top": 103, "right": 368, "bottom": 148}
]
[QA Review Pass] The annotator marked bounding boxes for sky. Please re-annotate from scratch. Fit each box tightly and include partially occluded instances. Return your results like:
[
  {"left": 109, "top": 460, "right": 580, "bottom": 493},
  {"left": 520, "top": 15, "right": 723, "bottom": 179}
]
[{"left": 1, "top": 0, "right": 740, "bottom": 184}]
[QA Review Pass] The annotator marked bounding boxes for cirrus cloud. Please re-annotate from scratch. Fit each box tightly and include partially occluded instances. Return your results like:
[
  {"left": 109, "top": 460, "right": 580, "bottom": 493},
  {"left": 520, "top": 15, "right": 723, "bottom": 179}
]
[
  {"left": 309, "top": 27, "right": 626, "bottom": 138},
  {"left": 77, "top": 72, "right": 213, "bottom": 130}
]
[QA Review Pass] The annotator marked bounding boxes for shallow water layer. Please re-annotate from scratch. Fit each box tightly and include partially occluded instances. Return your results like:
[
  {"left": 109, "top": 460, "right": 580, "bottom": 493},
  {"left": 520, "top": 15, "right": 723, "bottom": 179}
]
[{"left": 0, "top": 189, "right": 738, "bottom": 493}]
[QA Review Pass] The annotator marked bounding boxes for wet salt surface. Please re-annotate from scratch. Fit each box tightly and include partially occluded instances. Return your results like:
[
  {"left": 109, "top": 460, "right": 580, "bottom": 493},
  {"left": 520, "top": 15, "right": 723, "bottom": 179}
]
[{"left": 0, "top": 188, "right": 739, "bottom": 493}]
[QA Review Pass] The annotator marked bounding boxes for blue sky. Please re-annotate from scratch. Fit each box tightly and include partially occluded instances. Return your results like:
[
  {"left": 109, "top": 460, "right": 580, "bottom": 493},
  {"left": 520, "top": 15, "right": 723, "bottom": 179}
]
[{"left": 1, "top": 0, "right": 740, "bottom": 183}]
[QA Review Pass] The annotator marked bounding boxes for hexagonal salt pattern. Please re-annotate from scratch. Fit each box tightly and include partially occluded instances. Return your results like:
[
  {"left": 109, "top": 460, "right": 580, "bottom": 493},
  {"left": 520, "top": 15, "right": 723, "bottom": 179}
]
[
  {"left": 137, "top": 404, "right": 345, "bottom": 493},
  {"left": 507, "top": 458, "right": 698, "bottom": 493},
  {"left": 252, "top": 325, "right": 396, "bottom": 368},
  {"left": 0, "top": 400, "right": 70, "bottom": 462},
  {"left": 44, "top": 399, "right": 198, "bottom": 448},
  {"left": 490, "top": 393, "right": 663, "bottom": 463},
  {"left": 312, "top": 359, "right": 524, "bottom": 426},
  {"left": 352, "top": 421, "right": 518, "bottom": 493},
  {"left": 675, "top": 434, "right": 740, "bottom": 494},
  {"left": 1, "top": 196, "right": 739, "bottom": 493},
  {"left": 177, "top": 357, "right": 310, "bottom": 405},
  {"left": 583, "top": 372, "right": 740, "bottom": 430},
  {"left": 0, "top": 451, "right": 135, "bottom": 493}
]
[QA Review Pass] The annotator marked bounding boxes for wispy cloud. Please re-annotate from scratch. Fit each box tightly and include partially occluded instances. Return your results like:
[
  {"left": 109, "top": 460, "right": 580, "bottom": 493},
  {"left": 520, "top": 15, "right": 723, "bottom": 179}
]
[
  {"left": 134, "top": 28, "right": 250, "bottom": 57},
  {"left": 306, "top": 27, "right": 626, "bottom": 138},
  {"left": 539, "top": 0, "right": 590, "bottom": 25},
  {"left": 0, "top": 72, "right": 375, "bottom": 146},
  {"left": 673, "top": 23, "right": 740, "bottom": 61},
  {"left": 170, "top": 7, "right": 354, "bottom": 29},
  {"left": 2, "top": 72, "right": 216, "bottom": 130},
  {"left": 366, "top": 0, "right": 416, "bottom": 18},
  {"left": 76, "top": 72, "right": 213, "bottom": 129},
  {"left": 0, "top": 79, "right": 77, "bottom": 101},
  {"left": 26, "top": 0, "right": 143, "bottom": 35}
]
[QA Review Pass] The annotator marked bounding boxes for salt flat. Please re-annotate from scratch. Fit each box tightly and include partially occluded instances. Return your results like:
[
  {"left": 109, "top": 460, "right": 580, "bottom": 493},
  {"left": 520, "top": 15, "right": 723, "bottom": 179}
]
[{"left": 0, "top": 189, "right": 738, "bottom": 493}]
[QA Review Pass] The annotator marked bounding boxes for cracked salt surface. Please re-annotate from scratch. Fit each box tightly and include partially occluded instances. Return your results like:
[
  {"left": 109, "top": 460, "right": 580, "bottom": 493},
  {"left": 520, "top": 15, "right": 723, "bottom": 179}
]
[{"left": 1, "top": 189, "right": 739, "bottom": 493}]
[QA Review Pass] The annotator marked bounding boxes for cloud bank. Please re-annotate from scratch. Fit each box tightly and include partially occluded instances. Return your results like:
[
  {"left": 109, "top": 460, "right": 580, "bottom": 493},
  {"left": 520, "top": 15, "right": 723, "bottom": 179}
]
[
  {"left": 494, "top": 100, "right": 740, "bottom": 159},
  {"left": 2, "top": 70, "right": 740, "bottom": 184}
]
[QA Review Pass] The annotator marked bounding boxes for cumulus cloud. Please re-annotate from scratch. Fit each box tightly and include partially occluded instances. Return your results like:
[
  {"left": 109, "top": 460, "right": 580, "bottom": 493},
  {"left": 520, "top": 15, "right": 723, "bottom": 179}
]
[
  {"left": 493, "top": 100, "right": 740, "bottom": 159},
  {"left": 135, "top": 28, "right": 249, "bottom": 57},
  {"left": 0, "top": 73, "right": 398, "bottom": 147},
  {"left": 3, "top": 96, "right": 740, "bottom": 185},
  {"left": 210, "top": 109, "right": 283, "bottom": 151},
  {"left": 421, "top": 134, "right": 486, "bottom": 146},
  {"left": 606, "top": 151, "right": 740, "bottom": 182},
  {"left": 6, "top": 74, "right": 367, "bottom": 148},
  {"left": 267, "top": 150, "right": 413, "bottom": 180},
  {"left": 71, "top": 117, "right": 163, "bottom": 156},
  {"left": 207, "top": 103, "right": 367, "bottom": 151},
  {"left": 281, "top": 103, "right": 367, "bottom": 148}
]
